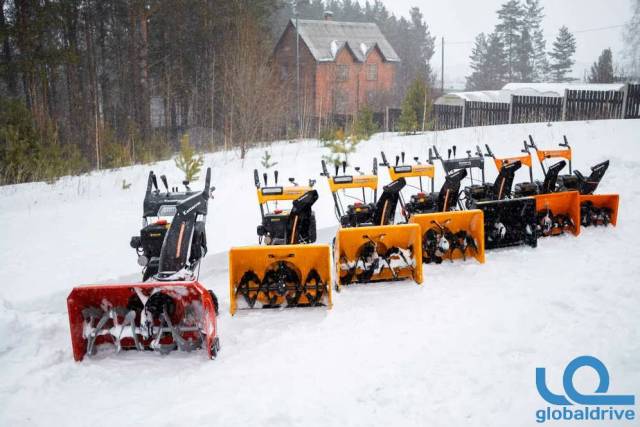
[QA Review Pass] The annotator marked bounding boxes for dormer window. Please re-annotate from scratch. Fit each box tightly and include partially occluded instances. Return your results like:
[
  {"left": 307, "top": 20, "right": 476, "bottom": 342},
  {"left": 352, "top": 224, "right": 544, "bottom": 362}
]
[{"left": 336, "top": 64, "right": 349, "bottom": 81}]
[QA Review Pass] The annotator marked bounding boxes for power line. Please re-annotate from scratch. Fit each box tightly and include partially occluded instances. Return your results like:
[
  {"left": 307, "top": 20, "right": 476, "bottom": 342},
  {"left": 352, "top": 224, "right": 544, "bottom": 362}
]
[{"left": 573, "top": 24, "right": 625, "bottom": 34}]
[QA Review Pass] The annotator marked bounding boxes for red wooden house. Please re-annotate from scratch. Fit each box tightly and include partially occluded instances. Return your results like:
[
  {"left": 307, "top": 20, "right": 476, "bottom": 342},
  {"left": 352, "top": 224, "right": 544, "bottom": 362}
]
[{"left": 273, "top": 14, "right": 400, "bottom": 119}]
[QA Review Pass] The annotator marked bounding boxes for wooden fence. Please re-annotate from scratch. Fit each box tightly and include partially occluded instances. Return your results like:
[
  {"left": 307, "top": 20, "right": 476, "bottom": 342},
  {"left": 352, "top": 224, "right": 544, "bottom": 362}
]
[
  {"left": 624, "top": 83, "right": 640, "bottom": 119},
  {"left": 463, "top": 101, "right": 510, "bottom": 127},
  {"left": 433, "top": 105, "right": 463, "bottom": 130},
  {"left": 511, "top": 95, "right": 563, "bottom": 123},
  {"left": 428, "top": 83, "right": 640, "bottom": 131},
  {"left": 564, "top": 89, "right": 625, "bottom": 121}
]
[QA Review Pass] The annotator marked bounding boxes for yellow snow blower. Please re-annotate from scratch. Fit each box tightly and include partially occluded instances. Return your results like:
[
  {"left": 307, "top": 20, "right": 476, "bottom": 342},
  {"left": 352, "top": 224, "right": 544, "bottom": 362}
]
[
  {"left": 321, "top": 159, "right": 422, "bottom": 290},
  {"left": 380, "top": 150, "right": 485, "bottom": 265},
  {"left": 228, "top": 170, "right": 331, "bottom": 315}
]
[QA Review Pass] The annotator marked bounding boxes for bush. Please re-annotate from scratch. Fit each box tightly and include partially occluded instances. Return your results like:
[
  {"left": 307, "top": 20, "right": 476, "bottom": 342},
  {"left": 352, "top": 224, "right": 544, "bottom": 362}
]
[{"left": 0, "top": 99, "right": 87, "bottom": 184}]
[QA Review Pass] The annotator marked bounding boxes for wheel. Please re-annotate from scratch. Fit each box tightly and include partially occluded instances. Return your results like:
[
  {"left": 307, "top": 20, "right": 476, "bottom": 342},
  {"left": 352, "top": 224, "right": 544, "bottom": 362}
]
[
  {"left": 210, "top": 337, "right": 220, "bottom": 359},
  {"left": 208, "top": 290, "right": 219, "bottom": 316}
]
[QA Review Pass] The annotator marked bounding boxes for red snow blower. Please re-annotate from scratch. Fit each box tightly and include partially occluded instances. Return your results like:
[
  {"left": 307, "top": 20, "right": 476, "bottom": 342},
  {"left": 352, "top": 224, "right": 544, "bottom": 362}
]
[{"left": 67, "top": 168, "right": 220, "bottom": 361}]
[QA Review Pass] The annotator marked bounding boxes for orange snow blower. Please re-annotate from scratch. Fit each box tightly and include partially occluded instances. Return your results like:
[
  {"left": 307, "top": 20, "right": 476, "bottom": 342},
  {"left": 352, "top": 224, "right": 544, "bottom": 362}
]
[
  {"left": 67, "top": 168, "right": 220, "bottom": 361},
  {"left": 228, "top": 169, "right": 331, "bottom": 315},
  {"left": 380, "top": 150, "right": 485, "bottom": 264},
  {"left": 322, "top": 159, "right": 422, "bottom": 290},
  {"left": 522, "top": 135, "right": 618, "bottom": 232}
]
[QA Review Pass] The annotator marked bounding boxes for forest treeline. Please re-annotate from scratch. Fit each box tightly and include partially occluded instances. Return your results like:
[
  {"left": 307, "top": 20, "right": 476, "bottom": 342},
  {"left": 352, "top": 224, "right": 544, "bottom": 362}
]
[{"left": 0, "top": 0, "right": 434, "bottom": 185}]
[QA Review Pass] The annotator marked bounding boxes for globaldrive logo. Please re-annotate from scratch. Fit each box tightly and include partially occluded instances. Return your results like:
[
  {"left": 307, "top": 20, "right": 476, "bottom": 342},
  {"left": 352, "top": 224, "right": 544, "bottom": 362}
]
[{"left": 535, "top": 355, "right": 636, "bottom": 423}]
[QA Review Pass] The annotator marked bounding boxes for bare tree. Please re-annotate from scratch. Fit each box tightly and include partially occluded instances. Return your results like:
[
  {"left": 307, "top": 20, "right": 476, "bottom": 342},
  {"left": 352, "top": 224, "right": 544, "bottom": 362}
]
[{"left": 223, "top": 15, "right": 288, "bottom": 158}]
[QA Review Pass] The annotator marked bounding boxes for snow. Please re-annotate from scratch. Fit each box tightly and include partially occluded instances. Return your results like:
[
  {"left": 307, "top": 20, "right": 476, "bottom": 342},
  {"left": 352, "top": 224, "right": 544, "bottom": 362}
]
[
  {"left": 436, "top": 83, "right": 626, "bottom": 106},
  {"left": 1, "top": 119, "right": 639, "bottom": 426},
  {"left": 503, "top": 82, "right": 626, "bottom": 94}
]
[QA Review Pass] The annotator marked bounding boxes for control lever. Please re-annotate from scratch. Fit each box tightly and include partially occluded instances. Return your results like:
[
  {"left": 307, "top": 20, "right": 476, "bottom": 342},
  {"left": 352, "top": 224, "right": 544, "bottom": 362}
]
[
  {"left": 160, "top": 175, "right": 169, "bottom": 191},
  {"left": 274, "top": 170, "right": 279, "bottom": 185}
]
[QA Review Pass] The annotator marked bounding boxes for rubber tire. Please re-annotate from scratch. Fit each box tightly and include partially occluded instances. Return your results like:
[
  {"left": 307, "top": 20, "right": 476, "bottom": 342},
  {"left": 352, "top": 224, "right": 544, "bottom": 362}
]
[{"left": 208, "top": 290, "right": 219, "bottom": 316}]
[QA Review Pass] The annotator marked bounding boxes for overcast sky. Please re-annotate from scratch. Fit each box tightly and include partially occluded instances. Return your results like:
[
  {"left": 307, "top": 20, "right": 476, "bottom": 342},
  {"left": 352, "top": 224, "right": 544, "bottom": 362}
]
[{"left": 381, "top": 0, "right": 631, "bottom": 87}]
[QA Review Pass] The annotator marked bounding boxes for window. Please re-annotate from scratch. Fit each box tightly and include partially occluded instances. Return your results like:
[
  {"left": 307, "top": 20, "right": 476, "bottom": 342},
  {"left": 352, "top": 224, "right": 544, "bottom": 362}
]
[
  {"left": 366, "top": 64, "right": 378, "bottom": 81},
  {"left": 336, "top": 64, "right": 349, "bottom": 81},
  {"left": 335, "top": 91, "right": 348, "bottom": 113}
]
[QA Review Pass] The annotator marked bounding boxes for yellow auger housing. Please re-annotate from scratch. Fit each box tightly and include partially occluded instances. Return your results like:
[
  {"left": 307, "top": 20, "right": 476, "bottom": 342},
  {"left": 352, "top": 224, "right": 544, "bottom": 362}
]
[
  {"left": 229, "top": 244, "right": 332, "bottom": 315},
  {"left": 410, "top": 210, "right": 485, "bottom": 264},
  {"left": 322, "top": 159, "right": 423, "bottom": 289},
  {"left": 534, "top": 191, "right": 581, "bottom": 237},
  {"left": 228, "top": 169, "right": 332, "bottom": 314}
]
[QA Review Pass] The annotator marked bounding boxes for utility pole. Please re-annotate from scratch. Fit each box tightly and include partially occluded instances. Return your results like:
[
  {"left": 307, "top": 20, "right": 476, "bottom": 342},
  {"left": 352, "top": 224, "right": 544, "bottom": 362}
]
[
  {"left": 294, "top": 2, "right": 301, "bottom": 137},
  {"left": 440, "top": 37, "right": 444, "bottom": 95}
]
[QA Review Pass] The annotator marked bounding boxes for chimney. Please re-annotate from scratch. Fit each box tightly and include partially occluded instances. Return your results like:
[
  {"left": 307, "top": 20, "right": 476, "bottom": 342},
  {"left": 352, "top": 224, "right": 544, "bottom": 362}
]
[{"left": 323, "top": 10, "right": 333, "bottom": 21}]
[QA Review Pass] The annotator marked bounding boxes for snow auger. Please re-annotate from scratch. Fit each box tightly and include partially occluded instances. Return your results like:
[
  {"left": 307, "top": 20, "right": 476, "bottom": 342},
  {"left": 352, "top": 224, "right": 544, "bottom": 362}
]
[
  {"left": 321, "top": 159, "right": 423, "bottom": 289},
  {"left": 534, "top": 191, "right": 581, "bottom": 237},
  {"left": 379, "top": 150, "right": 484, "bottom": 264},
  {"left": 228, "top": 169, "right": 331, "bottom": 315},
  {"left": 68, "top": 168, "right": 220, "bottom": 361},
  {"left": 435, "top": 144, "right": 538, "bottom": 250},
  {"left": 409, "top": 210, "right": 485, "bottom": 264}
]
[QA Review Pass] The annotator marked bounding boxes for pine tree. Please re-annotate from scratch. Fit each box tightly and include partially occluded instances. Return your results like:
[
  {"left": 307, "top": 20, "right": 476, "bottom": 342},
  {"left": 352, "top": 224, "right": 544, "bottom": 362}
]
[
  {"left": 175, "top": 134, "right": 204, "bottom": 182},
  {"left": 523, "top": 0, "right": 549, "bottom": 81},
  {"left": 486, "top": 33, "right": 510, "bottom": 88},
  {"left": 399, "top": 78, "right": 430, "bottom": 131},
  {"left": 623, "top": 0, "right": 640, "bottom": 78},
  {"left": 398, "top": 97, "right": 418, "bottom": 135},
  {"left": 466, "top": 32, "right": 508, "bottom": 90},
  {"left": 515, "top": 28, "right": 535, "bottom": 81},
  {"left": 260, "top": 150, "right": 278, "bottom": 169},
  {"left": 588, "top": 48, "right": 615, "bottom": 83},
  {"left": 322, "top": 128, "right": 360, "bottom": 167},
  {"left": 466, "top": 34, "right": 489, "bottom": 90},
  {"left": 549, "top": 26, "right": 577, "bottom": 82},
  {"left": 495, "top": 0, "right": 525, "bottom": 81},
  {"left": 353, "top": 106, "right": 378, "bottom": 140}
]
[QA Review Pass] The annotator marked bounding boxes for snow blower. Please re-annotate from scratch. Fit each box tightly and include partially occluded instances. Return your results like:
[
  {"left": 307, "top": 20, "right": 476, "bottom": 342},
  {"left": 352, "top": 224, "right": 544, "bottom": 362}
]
[
  {"left": 67, "top": 168, "right": 220, "bottom": 361},
  {"left": 524, "top": 135, "right": 617, "bottom": 232},
  {"left": 379, "top": 150, "right": 484, "bottom": 264},
  {"left": 435, "top": 145, "right": 538, "bottom": 250},
  {"left": 228, "top": 169, "right": 331, "bottom": 315},
  {"left": 322, "top": 159, "right": 422, "bottom": 290}
]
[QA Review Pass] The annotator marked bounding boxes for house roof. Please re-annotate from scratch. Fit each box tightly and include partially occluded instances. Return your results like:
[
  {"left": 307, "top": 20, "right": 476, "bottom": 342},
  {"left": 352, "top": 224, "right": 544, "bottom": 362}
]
[{"left": 290, "top": 19, "right": 400, "bottom": 63}]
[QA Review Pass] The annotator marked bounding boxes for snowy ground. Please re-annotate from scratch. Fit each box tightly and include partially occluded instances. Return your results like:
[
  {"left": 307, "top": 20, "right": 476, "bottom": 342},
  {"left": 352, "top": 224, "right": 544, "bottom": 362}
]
[{"left": 1, "top": 119, "right": 639, "bottom": 426}]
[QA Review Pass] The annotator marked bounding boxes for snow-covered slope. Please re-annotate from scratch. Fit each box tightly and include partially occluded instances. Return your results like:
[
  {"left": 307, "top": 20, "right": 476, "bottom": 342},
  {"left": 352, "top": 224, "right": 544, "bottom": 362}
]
[{"left": 1, "top": 119, "right": 639, "bottom": 426}]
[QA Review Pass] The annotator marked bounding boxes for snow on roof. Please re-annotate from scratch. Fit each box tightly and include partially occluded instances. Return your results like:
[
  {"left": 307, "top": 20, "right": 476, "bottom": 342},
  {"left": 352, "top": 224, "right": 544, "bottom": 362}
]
[
  {"left": 435, "top": 83, "right": 626, "bottom": 106},
  {"left": 291, "top": 19, "right": 400, "bottom": 63},
  {"left": 502, "top": 82, "right": 625, "bottom": 94},
  {"left": 435, "top": 87, "right": 560, "bottom": 105}
]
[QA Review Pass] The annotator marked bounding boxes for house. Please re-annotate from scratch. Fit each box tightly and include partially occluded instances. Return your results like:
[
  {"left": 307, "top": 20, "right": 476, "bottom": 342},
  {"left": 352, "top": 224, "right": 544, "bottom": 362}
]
[{"left": 273, "top": 12, "right": 400, "bottom": 119}]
